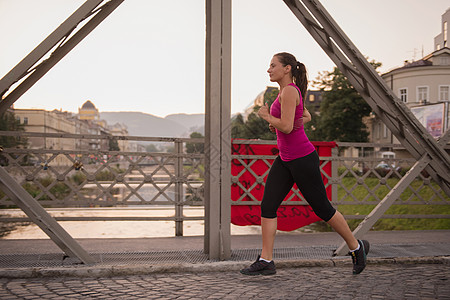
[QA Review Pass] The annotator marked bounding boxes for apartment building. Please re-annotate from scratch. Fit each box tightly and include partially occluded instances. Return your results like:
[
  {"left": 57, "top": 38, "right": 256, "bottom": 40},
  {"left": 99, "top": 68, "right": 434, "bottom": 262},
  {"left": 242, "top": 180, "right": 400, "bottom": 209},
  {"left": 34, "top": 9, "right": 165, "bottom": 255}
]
[
  {"left": 13, "top": 100, "right": 133, "bottom": 166},
  {"left": 366, "top": 8, "right": 450, "bottom": 155}
]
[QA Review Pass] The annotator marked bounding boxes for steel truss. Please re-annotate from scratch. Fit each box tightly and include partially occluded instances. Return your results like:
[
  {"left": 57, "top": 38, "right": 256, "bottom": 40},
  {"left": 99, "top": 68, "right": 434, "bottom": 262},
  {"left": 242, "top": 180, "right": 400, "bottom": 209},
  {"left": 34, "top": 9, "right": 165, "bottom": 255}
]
[
  {"left": 283, "top": 0, "right": 450, "bottom": 255},
  {"left": 0, "top": 0, "right": 448, "bottom": 262},
  {"left": 0, "top": 0, "right": 125, "bottom": 264},
  {"left": 0, "top": 0, "right": 231, "bottom": 261},
  {"left": 0, "top": 0, "right": 125, "bottom": 115}
]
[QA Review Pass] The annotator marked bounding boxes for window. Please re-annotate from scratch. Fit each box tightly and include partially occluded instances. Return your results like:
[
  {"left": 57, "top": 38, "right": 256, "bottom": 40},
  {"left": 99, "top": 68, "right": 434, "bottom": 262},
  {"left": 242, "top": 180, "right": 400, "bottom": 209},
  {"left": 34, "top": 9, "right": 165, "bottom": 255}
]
[
  {"left": 441, "top": 57, "right": 450, "bottom": 65},
  {"left": 399, "top": 88, "right": 408, "bottom": 102},
  {"left": 377, "top": 123, "right": 382, "bottom": 139},
  {"left": 23, "top": 117, "right": 28, "bottom": 125},
  {"left": 440, "top": 85, "right": 449, "bottom": 101},
  {"left": 383, "top": 124, "right": 389, "bottom": 138},
  {"left": 309, "top": 94, "right": 315, "bottom": 102},
  {"left": 417, "top": 86, "right": 428, "bottom": 103}
]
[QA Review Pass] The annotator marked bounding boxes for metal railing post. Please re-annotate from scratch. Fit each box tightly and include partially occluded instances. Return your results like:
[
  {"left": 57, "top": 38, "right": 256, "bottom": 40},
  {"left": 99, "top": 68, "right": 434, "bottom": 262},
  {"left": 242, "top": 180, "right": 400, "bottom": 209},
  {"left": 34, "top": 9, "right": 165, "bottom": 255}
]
[
  {"left": 331, "top": 146, "right": 338, "bottom": 203},
  {"left": 175, "top": 140, "right": 184, "bottom": 236}
]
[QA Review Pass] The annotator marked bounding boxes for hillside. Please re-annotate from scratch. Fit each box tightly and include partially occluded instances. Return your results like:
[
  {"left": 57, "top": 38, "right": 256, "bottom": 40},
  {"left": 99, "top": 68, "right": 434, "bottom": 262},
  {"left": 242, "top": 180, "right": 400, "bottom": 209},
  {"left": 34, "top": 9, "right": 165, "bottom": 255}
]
[
  {"left": 100, "top": 111, "right": 204, "bottom": 137},
  {"left": 165, "top": 113, "right": 205, "bottom": 134}
]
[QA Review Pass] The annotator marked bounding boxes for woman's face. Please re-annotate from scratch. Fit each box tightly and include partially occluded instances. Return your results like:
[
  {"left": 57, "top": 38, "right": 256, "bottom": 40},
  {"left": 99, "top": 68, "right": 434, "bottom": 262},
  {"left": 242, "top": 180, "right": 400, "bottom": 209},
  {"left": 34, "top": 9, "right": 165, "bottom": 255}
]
[{"left": 267, "top": 56, "right": 290, "bottom": 82}]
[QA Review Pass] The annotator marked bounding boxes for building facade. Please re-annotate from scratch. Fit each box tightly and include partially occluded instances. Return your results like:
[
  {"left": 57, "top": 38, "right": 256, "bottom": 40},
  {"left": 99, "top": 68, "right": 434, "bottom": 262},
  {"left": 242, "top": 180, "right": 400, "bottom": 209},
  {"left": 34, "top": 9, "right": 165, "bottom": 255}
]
[
  {"left": 366, "top": 8, "right": 450, "bottom": 156},
  {"left": 435, "top": 8, "right": 449, "bottom": 50},
  {"left": 78, "top": 100, "right": 100, "bottom": 121},
  {"left": 13, "top": 100, "right": 132, "bottom": 166}
]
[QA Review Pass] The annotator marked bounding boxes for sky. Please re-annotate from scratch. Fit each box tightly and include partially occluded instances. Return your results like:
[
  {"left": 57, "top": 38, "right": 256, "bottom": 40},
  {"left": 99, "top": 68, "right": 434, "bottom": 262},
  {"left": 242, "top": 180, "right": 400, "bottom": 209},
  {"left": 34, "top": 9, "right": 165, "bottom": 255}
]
[{"left": 1, "top": 0, "right": 449, "bottom": 118}]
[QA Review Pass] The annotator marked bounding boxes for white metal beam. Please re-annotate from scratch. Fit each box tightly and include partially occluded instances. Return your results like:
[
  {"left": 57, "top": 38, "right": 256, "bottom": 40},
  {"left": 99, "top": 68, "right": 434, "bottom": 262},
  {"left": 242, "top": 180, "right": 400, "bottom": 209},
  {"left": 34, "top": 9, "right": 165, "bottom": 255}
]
[
  {"left": 204, "top": 0, "right": 232, "bottom": 260},
  {"left": 0, "top": 0, "right": 124, "bottom": 115},
  {"left": 0, "top": 0, "right": 124, "bottom": 263},
  {"left": 0, "top": 167, "right": 95, "bottom": 264}
]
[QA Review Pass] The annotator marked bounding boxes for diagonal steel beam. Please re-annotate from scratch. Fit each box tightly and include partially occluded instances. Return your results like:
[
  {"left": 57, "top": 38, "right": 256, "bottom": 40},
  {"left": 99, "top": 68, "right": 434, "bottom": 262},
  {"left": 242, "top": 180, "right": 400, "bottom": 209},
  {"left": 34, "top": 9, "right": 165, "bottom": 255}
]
[
  {"left": 283, "top": 0, "right": 450, "bottom": 188},
  {"left": 283, "top": 0, "right": 450, "bottom": 255},
  {"left": 0, "top": 0, "right": 124, "bottom": 116},
  {"left": 0, "top": 0, "right": 124, "bottom": 263},
  {"left": 0, "top": 167, "right": 95, "bottom": 264},
  {"left": 334, "top": 155, "right": 431, "bottom": 255}
]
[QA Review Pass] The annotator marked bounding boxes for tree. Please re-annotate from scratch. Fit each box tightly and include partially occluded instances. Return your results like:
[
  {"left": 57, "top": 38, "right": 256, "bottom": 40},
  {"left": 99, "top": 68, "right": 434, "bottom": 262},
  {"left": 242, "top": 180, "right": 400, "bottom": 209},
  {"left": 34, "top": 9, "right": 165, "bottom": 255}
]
[
  {"left": 311, "top": 61, "right": 381, "bottom": 142},
  {"left": 303, "top": 103, "right": 324, "bottom": 141},
  {"left": 231, "top": 87, "right": 279, "bottom": 140},
  {"left": 186, "top": 132, "right": 204, "bottom": 153},
  {"left": 108, "top": 137, "right": 120, "bottom": 151},
  {"left": 0, "top": 111, "right": 28, "bottom": 165},
  {"left": 0, "top": 111, "right": 27, "bottom": 148},
  {"left": 145, "top": 144, "right": 159, "bottom": 152}
]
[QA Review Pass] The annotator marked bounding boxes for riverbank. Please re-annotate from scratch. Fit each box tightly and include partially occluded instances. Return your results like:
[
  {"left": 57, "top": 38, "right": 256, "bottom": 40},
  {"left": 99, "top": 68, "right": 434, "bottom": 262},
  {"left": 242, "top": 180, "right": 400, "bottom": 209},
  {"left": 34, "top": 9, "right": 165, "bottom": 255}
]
[{"left": 0, "top": 207, "right": 263, "bottom": 239}]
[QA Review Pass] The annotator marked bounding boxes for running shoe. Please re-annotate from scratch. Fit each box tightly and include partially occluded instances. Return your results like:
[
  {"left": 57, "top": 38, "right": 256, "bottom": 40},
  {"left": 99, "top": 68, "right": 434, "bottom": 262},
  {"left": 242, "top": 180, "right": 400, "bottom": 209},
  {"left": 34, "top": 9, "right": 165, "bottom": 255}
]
[
  {"left": 240, "top": 255, "right": 276, "bottom": 276},
  {"left": 350, "top": 239, "right": 370, "bottom": 275}
]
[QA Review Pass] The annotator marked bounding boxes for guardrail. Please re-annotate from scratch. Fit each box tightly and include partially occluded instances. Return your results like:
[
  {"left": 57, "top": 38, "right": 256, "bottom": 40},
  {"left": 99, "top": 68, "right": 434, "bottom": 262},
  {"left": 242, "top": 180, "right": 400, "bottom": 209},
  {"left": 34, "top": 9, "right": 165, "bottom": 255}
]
[
  {"left": 0, "top": 131, "right": 205, "bottom": 236},
  {"left": 1, "top": 132, "right": 449, "bottom": 236}
]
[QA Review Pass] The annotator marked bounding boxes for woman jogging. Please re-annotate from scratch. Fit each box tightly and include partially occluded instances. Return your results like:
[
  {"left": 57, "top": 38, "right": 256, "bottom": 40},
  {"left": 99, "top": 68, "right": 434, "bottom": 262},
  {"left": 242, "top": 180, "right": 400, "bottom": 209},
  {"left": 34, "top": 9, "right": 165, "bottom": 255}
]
[{"left": 240, "top": 52, "right": 369, "bottom": 276}]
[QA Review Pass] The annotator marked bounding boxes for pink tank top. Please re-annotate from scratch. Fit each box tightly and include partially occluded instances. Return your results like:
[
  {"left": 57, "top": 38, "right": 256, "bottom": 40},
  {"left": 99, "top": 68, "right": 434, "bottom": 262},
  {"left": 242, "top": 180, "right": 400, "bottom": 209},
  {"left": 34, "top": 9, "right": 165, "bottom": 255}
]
[{"left": 270, "top": 83, "right": 315, "bottom": 161}]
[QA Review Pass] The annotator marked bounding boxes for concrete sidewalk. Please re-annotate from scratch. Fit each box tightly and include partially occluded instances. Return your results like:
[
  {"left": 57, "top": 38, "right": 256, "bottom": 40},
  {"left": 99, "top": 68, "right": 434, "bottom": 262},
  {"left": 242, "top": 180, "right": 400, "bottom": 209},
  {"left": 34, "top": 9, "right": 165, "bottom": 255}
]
[{"left": 0, "top": 230, "right": 449, "bottom": 278}]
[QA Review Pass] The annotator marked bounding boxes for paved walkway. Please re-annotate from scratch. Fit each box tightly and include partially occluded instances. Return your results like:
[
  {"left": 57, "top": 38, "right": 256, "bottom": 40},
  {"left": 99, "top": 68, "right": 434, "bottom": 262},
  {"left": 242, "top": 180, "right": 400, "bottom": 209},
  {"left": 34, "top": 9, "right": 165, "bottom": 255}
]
[
  {"left": 1, "top": 264, "right": 449, "bottom": 299},
  {"left": 0, "top": 230, "right": 449, "bottom": 299}
]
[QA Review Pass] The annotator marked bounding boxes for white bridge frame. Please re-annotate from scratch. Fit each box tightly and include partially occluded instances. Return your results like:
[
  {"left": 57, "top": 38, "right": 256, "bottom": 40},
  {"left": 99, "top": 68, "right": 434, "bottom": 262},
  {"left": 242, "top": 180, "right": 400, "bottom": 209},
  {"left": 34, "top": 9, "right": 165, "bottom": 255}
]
[{"left": 0, "top": 0, "right": 448, "bottom": 261}]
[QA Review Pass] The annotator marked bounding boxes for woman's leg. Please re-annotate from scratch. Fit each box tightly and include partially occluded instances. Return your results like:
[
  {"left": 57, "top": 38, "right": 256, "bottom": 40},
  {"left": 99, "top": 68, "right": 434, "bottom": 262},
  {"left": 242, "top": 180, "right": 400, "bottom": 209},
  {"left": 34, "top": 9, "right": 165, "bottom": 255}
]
[
  {"left": 240, "top": 157, "right": 293, "bottom": 275},
  {"left": 260, "top": 217, "right": 278, "bottom": 260},
  {"left": 326, "top": 211, "right": 358, "bottom": 250},
  {"left": 289, "top": 151, "right": 358, "bottom": 250},
  {"left": 260, "top": 157, "right": 294, "bottom": 261}
]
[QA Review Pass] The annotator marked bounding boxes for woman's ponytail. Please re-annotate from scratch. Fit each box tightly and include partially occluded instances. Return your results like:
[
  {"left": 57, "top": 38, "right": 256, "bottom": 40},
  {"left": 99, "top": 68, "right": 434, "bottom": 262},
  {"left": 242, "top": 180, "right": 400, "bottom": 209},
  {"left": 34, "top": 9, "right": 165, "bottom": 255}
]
[{"left": 294, "top": 61, "right": 308, "bottom": 102}]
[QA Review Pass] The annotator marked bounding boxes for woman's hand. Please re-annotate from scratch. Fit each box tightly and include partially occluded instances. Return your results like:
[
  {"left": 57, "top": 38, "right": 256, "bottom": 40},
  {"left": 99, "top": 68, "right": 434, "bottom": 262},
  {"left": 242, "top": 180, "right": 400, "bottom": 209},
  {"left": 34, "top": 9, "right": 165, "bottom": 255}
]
[
  {"left": 303, "top": 108, "right": 311, "bottom": 124},
  {"left": 269, "top": 124, "right": 276, "bottom": 133},
  {"left": 257, "top": 103, "right": 270, "bottom": 121}
]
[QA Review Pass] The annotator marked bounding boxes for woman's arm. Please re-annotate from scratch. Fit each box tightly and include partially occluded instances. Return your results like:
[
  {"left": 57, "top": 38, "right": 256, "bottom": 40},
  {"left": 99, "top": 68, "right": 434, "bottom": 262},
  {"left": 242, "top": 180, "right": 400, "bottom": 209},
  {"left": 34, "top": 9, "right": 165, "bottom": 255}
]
[
  {"left": 258, "top": 86, "right": 298, "bottom": 134},
  {"left": 303, "top": 108, "right": 311, "bottom": 124}
]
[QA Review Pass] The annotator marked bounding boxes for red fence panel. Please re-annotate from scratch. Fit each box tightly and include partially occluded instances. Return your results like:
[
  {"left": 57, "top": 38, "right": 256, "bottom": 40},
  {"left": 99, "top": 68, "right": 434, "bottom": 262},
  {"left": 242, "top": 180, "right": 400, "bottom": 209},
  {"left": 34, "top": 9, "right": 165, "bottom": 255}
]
[{"left": 231, "top": 140, "right": 337, "bottom": 231}]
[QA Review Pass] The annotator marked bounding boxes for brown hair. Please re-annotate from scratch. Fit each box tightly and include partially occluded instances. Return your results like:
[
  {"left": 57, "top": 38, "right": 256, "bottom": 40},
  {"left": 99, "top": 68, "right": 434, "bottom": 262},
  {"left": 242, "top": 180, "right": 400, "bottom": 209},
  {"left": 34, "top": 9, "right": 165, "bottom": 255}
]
[{"left": 274, "top": 52, "right": 308, "bottom": 105}]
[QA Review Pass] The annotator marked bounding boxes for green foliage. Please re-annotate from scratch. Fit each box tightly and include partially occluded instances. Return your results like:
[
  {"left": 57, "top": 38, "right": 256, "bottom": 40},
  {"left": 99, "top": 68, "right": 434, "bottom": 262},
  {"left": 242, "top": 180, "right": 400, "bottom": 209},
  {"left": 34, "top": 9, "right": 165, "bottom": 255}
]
[
  {"left": 108, "top": 138, "right": 120, "bottom": 151},
  {"left": 336, "top": 177, "right": 450, "bottom": 231},
  {"left": 0, "top": 111, "right": 27, "bottom": 148},
  {"left": 95, "top": 167, "right": 125, "bottom": 181},
  {"left": 337, "top": 166, "right": 362, "bottom": 177},
  {"left": 0, "top": 111, "right": 28, "bottom": 165},
  {"left": 338, "top": 177, "right": 449, "bottom": 203},
  {"left": 71, "top": 172, "right": 87, "bottom": 186},
  {"left": 231, "top": 88, "right": 279, "bottom": 140},
  {"left": 21, "top": 176, "right": 70, "bottom": 201},
  {"left": 298, "top": 177, "right": 450, "bottom": 232},
  {"left": 186, "top": 132, "right": 204, "bottom": 153},
  {"left": 303, "top": 104, "right": 323, "bottom": 141},
  {"left": 339, "top": 205, "right": 450, "bottom": 231},
  {"left": 311, "top": 61, "right": 381, "bottom": 142},
  {"left": 145, "top": 144, "right": 159, "bottom": 152}
]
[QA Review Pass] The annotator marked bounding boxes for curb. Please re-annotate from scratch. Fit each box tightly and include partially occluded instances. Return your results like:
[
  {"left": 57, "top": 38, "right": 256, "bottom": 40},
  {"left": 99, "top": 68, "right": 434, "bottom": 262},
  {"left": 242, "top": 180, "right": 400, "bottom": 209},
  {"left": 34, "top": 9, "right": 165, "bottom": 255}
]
[{"left": 0, "top": 256, "right": 448, "bottom": 278}]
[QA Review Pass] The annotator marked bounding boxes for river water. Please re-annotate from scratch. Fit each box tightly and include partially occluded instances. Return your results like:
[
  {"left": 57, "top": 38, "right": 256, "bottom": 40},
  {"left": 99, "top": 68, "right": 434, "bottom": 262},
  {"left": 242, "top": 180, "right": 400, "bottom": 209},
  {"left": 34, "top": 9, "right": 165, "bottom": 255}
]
[{"left": 0, "top": 207, "right": 262, "bottom": 239}]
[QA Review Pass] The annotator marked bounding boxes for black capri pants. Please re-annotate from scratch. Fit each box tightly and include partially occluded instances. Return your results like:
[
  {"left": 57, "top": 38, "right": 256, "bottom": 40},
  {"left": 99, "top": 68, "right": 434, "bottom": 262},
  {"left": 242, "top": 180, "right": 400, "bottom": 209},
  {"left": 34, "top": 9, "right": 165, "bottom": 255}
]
[{"left": 261, "top": 150, "right": 336, "bottom": 222}]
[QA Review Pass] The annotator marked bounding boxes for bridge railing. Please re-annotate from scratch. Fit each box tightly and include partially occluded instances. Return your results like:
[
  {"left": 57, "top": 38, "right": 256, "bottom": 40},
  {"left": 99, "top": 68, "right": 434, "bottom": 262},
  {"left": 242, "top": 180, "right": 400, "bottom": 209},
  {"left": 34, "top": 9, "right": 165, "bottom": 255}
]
[
  {"left": 0, "top": 131, "right": 205, "bottom": 236},
  {"left": 0, "top": 132, "right": 448, "bottom": 236}
]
